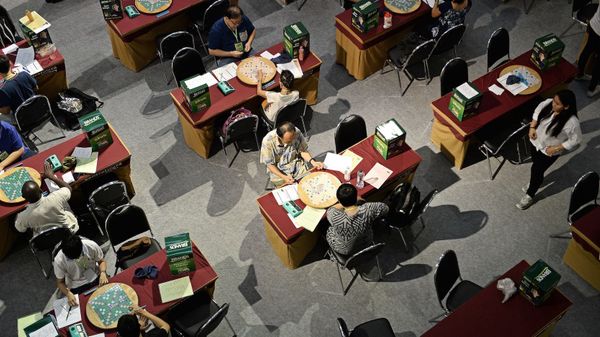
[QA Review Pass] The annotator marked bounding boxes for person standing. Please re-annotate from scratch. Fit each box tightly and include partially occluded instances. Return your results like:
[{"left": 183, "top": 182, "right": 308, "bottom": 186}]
[
  {"left": 576, "top": 5, "right": 600, "bottom": 97},
  {"left": 0, "top": 5, "right": 21, "bottom": 48},
  {"left": 516, "top": 90, "right": 582, "bottom": 210}
]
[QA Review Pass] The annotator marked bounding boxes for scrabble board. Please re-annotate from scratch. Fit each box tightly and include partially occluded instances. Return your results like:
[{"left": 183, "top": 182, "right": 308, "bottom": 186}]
[
  {"left": 499, "top": 65, "right": 542, "bottom": 95},
  {"left": 298, "top": 172, "right": 341, "bottom": 209},
  {"left": 385, "top": 0, "right": 421, "bottom": 14},
  {"left": 87, "top": 283, "right": 139, "bottom": 329},
  {"left": 135, "top": 0, "right": 172, "bottom": 14},
  {"left": 236, "top": 57, "right": 277, "bottom": 85},
  {"left": 0, "top": 167, "right": 40, "bottom": 204}
]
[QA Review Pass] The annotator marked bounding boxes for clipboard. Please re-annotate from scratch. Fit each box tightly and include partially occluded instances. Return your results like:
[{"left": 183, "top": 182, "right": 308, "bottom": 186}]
[{"left": 24, "top": 315, "right": 60, "bottom": 337}]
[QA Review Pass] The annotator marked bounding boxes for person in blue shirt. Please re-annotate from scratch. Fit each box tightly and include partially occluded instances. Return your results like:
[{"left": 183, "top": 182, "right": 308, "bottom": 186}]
[
  {"left": 208, "top": 5, "right": 256, "bottom": 66},
  {"left": 0, "top": 121, "right": 33, "bottom": 170},
  {"left": 0, "top": 55, "right": 37, "bottom": 121}
]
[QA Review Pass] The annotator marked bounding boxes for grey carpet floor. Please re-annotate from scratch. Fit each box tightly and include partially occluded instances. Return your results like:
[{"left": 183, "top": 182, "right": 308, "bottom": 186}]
[{"left": 1, "top": 0, "right": 600, "bottom": 336}]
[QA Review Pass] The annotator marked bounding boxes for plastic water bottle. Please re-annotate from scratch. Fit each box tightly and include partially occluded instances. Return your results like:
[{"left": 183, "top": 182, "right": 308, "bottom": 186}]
[
  {"left": 344, "top": 169, "right": 351, "bottom": 182},
  {"left": 356, "top": 170, "right": 365, "bottom": 189}
]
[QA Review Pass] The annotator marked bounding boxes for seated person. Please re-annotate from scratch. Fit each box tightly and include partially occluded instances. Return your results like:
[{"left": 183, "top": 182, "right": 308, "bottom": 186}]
[
  {"left": 426, "top": 0, "right": 471, "bottom": 39},
  {"left": 0, "top": 55, "right": 37, "bottom": 122},
  {"left": 54, "top": 234, "right": 108, "bottom": 306},
  {"left": 326, "top": 184, "right": 389, "bottom": 256},
  {"left": 16, "top": 162, "right": 79, "bottom": 235},
  {"left": 117, "top": 305, "right": 170, "bottom": 337},
  {"left": 208, "top": 5, "right": 256, "bottom": 66},
  {"left": 260, "top": 122, "right": 323, "bottom": 186},
  {"left": 0, "top": 6, "right": 22, "bottom": 48},
  {"left": 0, "top": 121, "right": 33, "bottom": 170},
  {"left": 256, "top": 69, "right": 299, "bottom": 123}
]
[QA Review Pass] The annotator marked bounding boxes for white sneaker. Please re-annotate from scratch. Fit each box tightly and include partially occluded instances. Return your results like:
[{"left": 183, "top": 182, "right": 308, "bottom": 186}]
[
  {"left": 516, "top": 195, "right": 534, "bottom": 210},
  {"left": 588, "top": 87, "right": 600, "bottom": 98},
  {"left": 522, "top": 184, "right": 529, "bottom": 193},
  {"left": 575, "top": 74, "right": 592, "bottom": 81}
]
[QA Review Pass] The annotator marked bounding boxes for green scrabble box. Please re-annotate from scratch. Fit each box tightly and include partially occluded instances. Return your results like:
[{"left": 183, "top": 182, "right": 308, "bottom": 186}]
[
  {"left": 181, "top": 75, "right": 211, "bottom": 113},
  {"left": 78, "top": 110, "right": 113, "bottom": 151},
  {"left": 519, "top": 259, "right": 561, "bottom": 306},
  {"left": 352, "top": 0, "right": 379, "bottom": 33},
  {"left": 283, "top": 22, "right": 310, "bottom": 60},
  {"left": 165, "top": 233, "right": 196, "bottom": 275},
  {"left": 373, "top": 118, "right": 406, "bottom": 159},
  {"left": 448, "top": 82, "right": 482, "bottom": 121},
  {"left": 531, "top": 34, "right": 564, "bottom": 71}
]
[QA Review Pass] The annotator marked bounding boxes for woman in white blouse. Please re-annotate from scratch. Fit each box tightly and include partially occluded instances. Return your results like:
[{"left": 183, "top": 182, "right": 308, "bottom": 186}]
[{"left": 517, "top": 90, "right": 582, "bottom": 210}]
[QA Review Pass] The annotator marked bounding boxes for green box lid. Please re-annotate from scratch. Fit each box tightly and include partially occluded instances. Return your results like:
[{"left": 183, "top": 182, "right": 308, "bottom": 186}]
[
  {"left": 165, "top": 233, "right": 192, "bottom": 256},
  {"left": 284, "top": 22, "right": 309, "bottom": 40},
  {"left": 353, "top": 0, "right": 378, "bottom": 14},
  {"left": 522, "top": 259, "right": 561, "bottom": 292},
  {"left": 78, "top": 110, "right": 107, "bottom": 132}
]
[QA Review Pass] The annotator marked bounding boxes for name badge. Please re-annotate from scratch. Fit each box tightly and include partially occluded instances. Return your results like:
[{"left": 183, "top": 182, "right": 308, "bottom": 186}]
[
  {"left": 234, "top": 42, "right": 244, "bottom": 52},
  {"left": 239, "top": 30, "right": 248, "bottom": 42}
]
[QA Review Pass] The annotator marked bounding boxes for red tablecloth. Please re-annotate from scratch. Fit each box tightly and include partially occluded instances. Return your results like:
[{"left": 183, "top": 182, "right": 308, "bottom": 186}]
[
  {"left": 171, "top": 43, "right": 322, "bottom": 127},
  {"left": 0, "top": 39, "right": 66, "bottom": 79},
  {"left": 431, "top": 51, "right": 577, "bottom": 140},
  {"left": 257, "top": 135, "right": 422, "bottom": 243},
  {"left": 0, "top": 126, "right": 131, "bottom": 219},
  {"left": 108, "top": 0, "right": 206, "bottom": 41},
  {"left": 59, "top": 243, "right": 218, "bottom": 337},
  {"left": 422, "top": 260, "right": 572, "bottom": 337},
  {"left": 335, "top": 2, "right": 429, "bottom": 50},
  {"left": 571, "top": 207, "right": 600, "bottom": 258}
]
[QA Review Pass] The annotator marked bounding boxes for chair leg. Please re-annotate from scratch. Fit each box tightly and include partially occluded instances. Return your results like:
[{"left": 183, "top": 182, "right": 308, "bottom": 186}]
[
  {"left": 300, "top": 116, "right": 308, "bottom": 138},
  {"left": 88, "top": 206, "right": 105, "bottom": 236},
  {"left": 224, "top": 316, "right": 237, "bottom": 337},
  {"left": 375, "top": 255, "right": 383, "bottom": 281},
  {"left": 394, "top": 227, "right": 409, "bottom": 252},
  {"left": 401, "top": 77, "right": 415, "bottom": 96},
  {"left": 335, "top": 262, "right": 345, "bottom": 294},
  {"left": 343, "top": 271, "right": 360, "bottom": 296},
  {"left": 559, "top": 21, "right": 577, "bottom": 38},
  {"left": 428, "top": 311, "right": 449, "bottom": 323},
  {"left": 50, "top": 112, "right": 66, "bottom": 139},
  {"left": 413, "top": 217, "right": 426, "bottom": 239},
  {"left": 549, "top": 230, "right": 572, "bottom": 239},
  {"left": 484, "top": 149, "right": 493, "bottom": 180},
  {"left": 30, "top": 246, "right": 49, "bottom": 278}
]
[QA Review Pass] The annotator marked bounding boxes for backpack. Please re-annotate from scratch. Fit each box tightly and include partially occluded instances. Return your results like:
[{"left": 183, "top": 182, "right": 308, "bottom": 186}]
[
  {"left": 54, "top": 88, "right": 104, "bottom": 130},
  {"left": 220, "top": 107, "right": 253, "bottom": 139}
]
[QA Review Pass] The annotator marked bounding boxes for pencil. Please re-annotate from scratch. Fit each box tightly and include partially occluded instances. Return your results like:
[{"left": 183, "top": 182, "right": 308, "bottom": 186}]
[{"left": 65, "top": 305, "right": 73, "bottom": 320}]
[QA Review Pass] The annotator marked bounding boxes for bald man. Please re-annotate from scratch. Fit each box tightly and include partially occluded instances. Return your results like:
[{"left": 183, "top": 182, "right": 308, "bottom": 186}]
[{"left": 16, "top": 162, "right": 78, "bottom": 234}]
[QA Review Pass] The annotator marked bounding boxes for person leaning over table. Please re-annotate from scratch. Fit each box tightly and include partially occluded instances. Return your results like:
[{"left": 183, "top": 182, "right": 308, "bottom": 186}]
[
  {"left": 0, "top": 55, "right": 37, "bottom": 123},
  {"left": 0, "top": 5, "right": 22, "bottom": 48},
  {"left": 259, "top": 121, "right": 324, "bottom": 187},
  {"left": 256, "top": 68, "right": 299, "bottom": 123},
  {"left": 54, "top": 234, "right": 108, "bottom": 306},
  {"left": 516, "top": 89, "right": 582, "bottom": 210},
  {"left": 117, "top": 305, "right": 170, "bottom": 337},
  {"left": 207, "top": 5, "right": 256, "bottom": 66},
  {"left": 576, "top": 5, "right": 600, "bottom": 98},
  {"left": 0, "top": 121, "right": 34, "bottom": 170}
]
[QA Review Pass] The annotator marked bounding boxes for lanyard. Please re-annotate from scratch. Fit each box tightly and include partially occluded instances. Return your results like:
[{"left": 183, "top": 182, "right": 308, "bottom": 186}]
[{"left": 231, "top": 27, "right": 239, "bottom": 43}]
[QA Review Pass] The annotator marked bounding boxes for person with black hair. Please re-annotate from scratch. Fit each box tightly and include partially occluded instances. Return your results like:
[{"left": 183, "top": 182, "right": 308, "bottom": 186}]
[
  {"left": 117, "top": 305, "right": 170, "bottom": 337},
  {"left": 517, "top": 90, "right": 582, "bottom": 210},
  {"left": 54, "top": 234, "right": 108, "bottom": 306},
  {"left": 208, "top": 5, "right": 256, "bottom": 66},
  {"left": 0, "top": 5, "right": 21, "bottom": 48},
  {"left": 256, "top": 69, "right": 299, "bottom": 122},
  {"left": 0, "top": 55, "right": 37, "bottom": 121},
  {"left": 326, "top": 184, "right": 388, "bottom": 255},
  {"left": 260, "top": 121, "right": 323, "bottom": 186},
  {"left": 0, "top": 121, "right": 33, "bottom": 170},
  {"left": 427, "top": 0, "right": 471, "bottom": 39}
]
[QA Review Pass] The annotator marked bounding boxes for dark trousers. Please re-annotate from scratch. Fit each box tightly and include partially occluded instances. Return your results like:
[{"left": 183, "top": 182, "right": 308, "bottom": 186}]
[
  {"left": 577, "top": 26, "right": 600, "bottom": 90},
  {"left": 526, "top": 148, "right": 559, "bottom": 197}
]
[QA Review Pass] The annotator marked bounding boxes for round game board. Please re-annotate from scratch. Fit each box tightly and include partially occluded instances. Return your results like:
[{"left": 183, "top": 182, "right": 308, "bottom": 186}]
[
  {"left": 135, "top": 0, "right": 173, "bottom": 14},
  {"left": 385, "top": 0, "right": 422, "bottom": 14},
  {"left": 86, "top": 283, "right": 139, "bottom": 329},
  {"left": 236, "top": 57, "right": 277, "bottom": 85},
  {"left": 298, "top": 172, "right": 342, "bottom": 209},
  {"left": 0, "top": 167, "right": 40, "bottom": 204},
  {"left": 499, "top": 65, "right": 542, "bottom": 95}
]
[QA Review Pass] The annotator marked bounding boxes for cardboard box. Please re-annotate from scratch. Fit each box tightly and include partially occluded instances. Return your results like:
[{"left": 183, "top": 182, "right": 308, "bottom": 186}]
[
  {"left": 531, "top": 34, "right": 564, "bottom": 71},
  {"left": 78, "top": 111, "right": 113, "bottom": 151},
  {"left": 448, "top": 82, "right": 482, "bottom": 121},
  {"left": 352, "top": 0, "right": 379, "bottom": 33},
  {"left": 373, "top": 119, "right": 406, "bottom": 159},
  {"left": 99, "top": 0, "right": 123, "bottom": 20},
  {"left": 283, "top": 22, "right": 310, "bottom": 61},
  {"left": 181, "top": 75, "right": 211, "bottom": 113},
  {"left": 519, "top": 259, "right": 561, "bottom": 305},
  {"left": 165, "top": 233, "right": 196, "bottom": 275},
  {"left": 19, "top": 11, "right": 54, "bottom": 54}
]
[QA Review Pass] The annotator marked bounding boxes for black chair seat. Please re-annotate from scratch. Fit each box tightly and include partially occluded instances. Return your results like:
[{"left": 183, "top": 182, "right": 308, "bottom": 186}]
[
  {"left": 171, "top": 291, "right": 219, "bottom": 336},
  {"left": 388, "top": 44, "right": 407, "bottom": 68},
  {"left": 571, "top": 204, "right": 600, "bottom": 224},
  {"left": 331, "top": 249, "right": 350, "bottom": 265},
  {"left": 577, "top": 4, "right": 599, "bottom": 22},
  {"left": 351, "top": 318, "right": 395, "bottom": 337},
  {"left": 446, "top": 280, "right": 483, "bottom": 312},
  {"left": 119, "top": 238, "right": 162, "bottom": 270}
]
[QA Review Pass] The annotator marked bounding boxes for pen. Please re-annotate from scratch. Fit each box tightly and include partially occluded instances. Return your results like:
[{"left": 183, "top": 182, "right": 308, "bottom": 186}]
[{"left": 65, "top": 305, "right": 73, "bottom": 320}]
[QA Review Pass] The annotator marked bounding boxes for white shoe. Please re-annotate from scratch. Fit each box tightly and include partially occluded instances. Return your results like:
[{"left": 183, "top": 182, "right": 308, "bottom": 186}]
[
  {"left": 588, "top": 87, "right": 600, "bottom": 98},
  {"left": 575, "top": 74, "right": 592, "bottom": 81},
  {"left": 516, "top": 195, "right": 534, "bottom": 210},
  {"left": 522, "top": 184, "right": 529, "bottom": 193}
]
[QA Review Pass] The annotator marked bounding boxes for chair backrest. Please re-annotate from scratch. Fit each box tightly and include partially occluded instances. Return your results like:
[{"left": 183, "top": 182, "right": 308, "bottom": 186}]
[
  {"left": 573, "top": 0, "right": 593, "bottom": 15},
  {"left": 404, "top": 39, "right": 436, "bottom": 71},
  {"left": 335, "top": 114, "right": 367, "bottom": 153},
  {"left": 172, "top": 47, "right": 207, "bottom": 87},
  {"left": 223, "top": 114, "right": 258, "bottom": 144},
  {"left": 388, "top": 182, "right": 411, "bottom": 213},
  {"left": 345, "top": 242, "right": 385, "bottom": 270},
  {"left": 159, "top": 31, "right": 195, "bottom": 61},
  {"left": 440, "top": 57, "right": 468, "bottom": 96},
  {"left": 414, "top": 189, "right": 438, "bottom": 220},
  {"left": 274, "top": 99, "right": 307, "bottom": 126},
  {"left": 15, "top": 95, "right": 52, "bottom": 134},
  {"left": 337, "top": 318, "right": 351, "bottom": 337},
  {"left": 568, "top": 171, "right": 599, "bottom": 221},
  {"left": 434, "top": 250, "right": 461, "bottom": 309},
  {"left": 195, "top": 302, "right": 230, "bottom": 337},
  {"left": 202, "top": 0, "right": 230, "bottom": 33},
  {"left": 431, "top": 24, "right": 466, "bottom": 57},
  {"left": 105, "top": 204, "right": 153, "bottom": 249},
  {"left": 88, "top": 181, "right": 129, "bottom": 216},
  {"left": 29, "top": 225, "right": 71, "bottom": 252},
  {"left": 487, "top": 28, "right": 509, "bottom": 71},
  {"left": 495, "top": 123, "right": 530, "bottom": 157}
]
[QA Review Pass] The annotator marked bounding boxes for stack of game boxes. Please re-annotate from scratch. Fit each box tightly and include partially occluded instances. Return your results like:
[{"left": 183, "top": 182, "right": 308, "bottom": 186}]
[
  {"left": 352, "top": 0, "right": 379, "bottom": 33},
  {"left": 283, "top": 22, "right": 310, "bottom": 61},
  {"left": 531, "top": 34, "right": 564, "bottom": 71},
  {"left": 448, "top": 82, "right": 483, "bottom": 121}
]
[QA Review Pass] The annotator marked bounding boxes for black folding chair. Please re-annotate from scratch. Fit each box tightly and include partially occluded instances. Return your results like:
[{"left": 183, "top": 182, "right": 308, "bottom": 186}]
[
  {"left": 168, "top": 291, "right": 237, "bottom": 337},
  {"left": 550, "top": 171, "right": 599, "bottom": 238},
  {"left": 478, "top": 123, "right": 530, "bottom": 180},
  {"left": 382, "top": 39, "right": 436, "bottom": 96},
  {"left": 487, "top": 28, "right": 510, "bottom": 72},
  {"left": 560, "top": 0, "right": 599, "bottom": 36},
  {"left": 194, "top": 0, "right": 229, "bottom": 54},
  {"left": 328, "top": 243, "right": 386, "bottom": 295},
  {"left": 426, "top": 24, "right": 466, "bottom": 83},
  {"left": 87, "top": 181, "right": 130, "bottom": 236},
  {"left": 335, "top": 114, "right": 367, "bottom": 153},
  {"left": 172, "top": 47, "right": 207, "bottom": 87},
  {"left": 29, "top": 225, "right": 71, "bottom": 278},
  {"left": 337, "top": 317, "right": 395, "bottom": 337},
  {"left": 439, "top": 57, "right": 468, "bottom": 96},
  {"left": 269, "top": 99, "right": 309, "bottom": 136},
  {"left": 157, "top": 31, "right": 195, "bottom": 84},
  {"left": 219, "top": 114, "right": 260, "bottom": 167},
  {"left": 15, "top": 95, "right": 66, "bottom": 146}
]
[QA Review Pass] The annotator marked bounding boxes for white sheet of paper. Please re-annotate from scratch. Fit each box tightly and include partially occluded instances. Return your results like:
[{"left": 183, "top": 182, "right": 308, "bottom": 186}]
[
  {"left": 272, "top": 184, "right": 299, "bottom": 205},
  {"left": 497, "top": 72, "right": 528, "bottom": 95},
  {"left": 2, "top": 44, "right": 18, "bottom": 54},
  {"left": 25, "top": 60, "right": 43, "bottom": 75},
  {"left": 184, "top": 72, "right": 218, "bottom": 88},
  {"left": 294, "top": 206, "right": 326, "bottom": 232},
  {"left": 424, "top": 0, "right": 444, "bottom": 7},
  {"left": 15, "top": 47, "right": 35, "bottom": 67},
  {"left": 159, "top": 276, "right": 193, "bottom": 303},
  {"left": 212, "top": 63, "right": 238, "bottom": 81},
  {"left": 488, "top": 84, "right": 505, "bottom": 96},
  {"left": 90, "top": 334, "right": 106, "bottom": 337},
  {"left": 287, "top": 213, "right": 301, "bottom": 229},
  {"left": 44, "top": 178, "right": 59, "bottom": 193},
  {"left": 323, "top": 152, "right": 352, "bottom": 173},
  {"left": 260, "top": 50, "right": 275, "bottom": 59},
  {"left": 62, "top": 171, "right": 75, "bottom": 184},
  {"left": 364, "top": 162, "right": 393, "bottom": 189},
  {"left": 456, "top": 82, "right": 478, "bottom": 99},
  {"left": 71, "top": 147, "right": 92, "bottom": 159},
  {"left": 341, "top": 150, "right": 363, "bottom": 172},
  {"left": 74, "top": 152, "right": 98, "bottom": 174},
  {"left": 29, "top": 322, "right": 59, "bottom": 337},
  {"left": 276, "top": 59, "right": 303, "bottom": 78},
  {"left": 53, "top": 294, "right": 81, "bottom": 328}
]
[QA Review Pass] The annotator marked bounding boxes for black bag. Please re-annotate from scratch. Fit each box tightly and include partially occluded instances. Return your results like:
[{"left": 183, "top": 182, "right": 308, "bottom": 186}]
[{"left": 54, "top": 88, "right": 104, "bottom": 130}]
